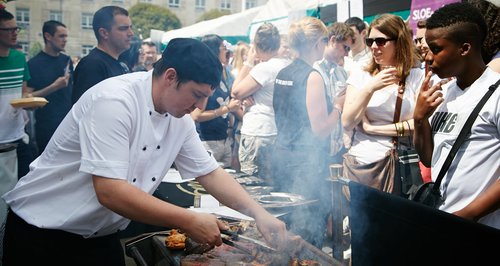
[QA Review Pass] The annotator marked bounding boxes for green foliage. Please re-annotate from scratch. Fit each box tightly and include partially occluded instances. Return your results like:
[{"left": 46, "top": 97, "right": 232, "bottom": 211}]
[
  {"left": 29, "top": 41, "right": 42, "bottom": 59},
  {"left": 129, "top": 3, "right": 181, "bottom": 39},
  {"left": 196, "top": 9, "right": 231, "bottom": 23}
]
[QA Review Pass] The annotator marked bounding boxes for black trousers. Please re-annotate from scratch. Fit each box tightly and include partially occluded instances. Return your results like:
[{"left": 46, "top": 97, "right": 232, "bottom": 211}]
[{"left": 2, "top": 210, "right": 125, "bottom": 266}]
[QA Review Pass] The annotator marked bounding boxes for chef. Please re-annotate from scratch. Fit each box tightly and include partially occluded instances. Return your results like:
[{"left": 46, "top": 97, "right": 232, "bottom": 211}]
[{"left": 2, "top": 38, "right": 286, "bottom": 266}]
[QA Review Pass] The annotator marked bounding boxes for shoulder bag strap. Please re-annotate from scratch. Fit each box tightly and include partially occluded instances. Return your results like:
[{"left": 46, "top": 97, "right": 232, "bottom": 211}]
[
  {"left": 392, "top": 83, "right": 405, "bottom": 147},
  {"left": 433, "top": 78, "right": 500, "bottom": 192}
]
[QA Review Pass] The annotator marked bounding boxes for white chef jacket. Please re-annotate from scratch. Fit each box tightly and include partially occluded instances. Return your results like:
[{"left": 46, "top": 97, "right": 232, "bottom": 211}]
[{"left": 3, "top": 71, "right": 219, "bottom": 237}]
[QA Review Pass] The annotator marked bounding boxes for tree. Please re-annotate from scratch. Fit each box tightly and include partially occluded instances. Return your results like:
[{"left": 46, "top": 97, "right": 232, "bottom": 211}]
[
  {"left": 196, "top": 9, "right": 231, "bottom": 23},
  {"left": 129, "top": 3, "right": 181, "bottom": 39},
  {"left": 29, "top": 41, "right": 42, "bottom": 59}
]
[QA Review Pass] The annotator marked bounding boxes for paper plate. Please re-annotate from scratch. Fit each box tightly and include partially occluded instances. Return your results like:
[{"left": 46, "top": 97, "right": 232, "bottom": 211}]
[{"left": 10, "top": 97, "right": 48, "bottom": 108}]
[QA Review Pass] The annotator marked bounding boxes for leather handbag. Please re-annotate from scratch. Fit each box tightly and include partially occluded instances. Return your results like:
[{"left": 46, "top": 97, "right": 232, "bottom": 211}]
[
  {"left": 410, "top": 79, "right": 500, "bottom": 208},
  {"left": 343, "top": 149, "right": 400, "bottom": 194},
  {"left": 342, "top": 83, "right": 409, "bottom": 196}
]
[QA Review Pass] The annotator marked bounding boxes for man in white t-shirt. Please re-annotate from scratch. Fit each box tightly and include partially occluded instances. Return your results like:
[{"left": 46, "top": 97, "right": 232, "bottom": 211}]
[
  {"left": 344, "top": 17, "right": 372, "bottom": 75},
  {"left": 2, "top": 38, "right": 287, "bottom": 265},
  {"left": 414, "top": 2, "right": 500, "bottom": 229}
]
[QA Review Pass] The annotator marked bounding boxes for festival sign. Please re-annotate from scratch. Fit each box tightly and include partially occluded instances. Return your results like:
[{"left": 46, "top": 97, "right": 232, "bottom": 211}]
[{"left": 408, "top": 0, "right": 460, "bottom": 35}]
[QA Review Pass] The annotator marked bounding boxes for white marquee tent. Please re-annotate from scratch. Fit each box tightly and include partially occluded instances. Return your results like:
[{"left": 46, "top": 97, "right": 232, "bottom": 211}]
[{"left": 160, "top": 6, "right": 262, "bottom": 44}]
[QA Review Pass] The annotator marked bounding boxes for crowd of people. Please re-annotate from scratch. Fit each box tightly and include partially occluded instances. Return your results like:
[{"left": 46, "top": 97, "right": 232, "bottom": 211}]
[{"left": 0, "top": 0, "right": 499, "bottom": 264}]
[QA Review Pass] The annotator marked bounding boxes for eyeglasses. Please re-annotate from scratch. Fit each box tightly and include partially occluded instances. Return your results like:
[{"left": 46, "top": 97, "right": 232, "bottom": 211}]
[
  {"left": 414, "top": 37, "right": 424, "bottom": 45},
  {"left": 0, "top": 27, "right": 21, "bottom": 34},
  {"left": 365, "top": 37, "right": 395, "bottom": 47}
]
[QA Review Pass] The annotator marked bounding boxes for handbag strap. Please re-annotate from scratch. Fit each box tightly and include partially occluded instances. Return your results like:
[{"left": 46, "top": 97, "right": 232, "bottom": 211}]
[
  {"left": 392, "top": 83, "right": 404, "bottom": 146},
  {"left": 433, "top": 78, "right": 500, "bottom": 192}
]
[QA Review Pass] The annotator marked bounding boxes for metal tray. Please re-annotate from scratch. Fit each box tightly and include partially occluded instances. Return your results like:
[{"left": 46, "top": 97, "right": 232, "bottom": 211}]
[{"left": 255, "top": 192, "right": 318, "bottom": 209}]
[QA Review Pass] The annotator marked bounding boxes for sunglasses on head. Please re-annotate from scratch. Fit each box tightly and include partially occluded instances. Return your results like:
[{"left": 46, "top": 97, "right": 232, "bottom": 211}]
[{"left": 365, "top": 37, "right": 395, "bottom": 47}]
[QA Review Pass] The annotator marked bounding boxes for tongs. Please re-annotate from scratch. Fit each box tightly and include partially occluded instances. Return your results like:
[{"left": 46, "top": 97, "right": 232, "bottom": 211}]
[{"left": 220, "top": 229, "right": 276, "bottom": 252}]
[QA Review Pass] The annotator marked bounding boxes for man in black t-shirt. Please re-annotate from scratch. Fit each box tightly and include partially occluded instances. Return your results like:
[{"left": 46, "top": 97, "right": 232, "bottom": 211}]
[
  {"left": 71, "top": 6, "right": 133, "bottom": 104},
  {"left": 27, "top": 20, "right": 72, "bottom": 153}
]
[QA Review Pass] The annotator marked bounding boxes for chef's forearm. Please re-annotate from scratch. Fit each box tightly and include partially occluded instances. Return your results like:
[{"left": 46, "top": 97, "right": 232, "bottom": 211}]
[{"left": 92, "top": 175, "right": 197, "bottom": 229}]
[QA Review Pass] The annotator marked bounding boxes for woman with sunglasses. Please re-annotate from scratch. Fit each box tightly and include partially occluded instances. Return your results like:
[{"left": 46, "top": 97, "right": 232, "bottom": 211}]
[
  {"left": 272, "top": 17, "right": 339, "bottom": 248},
  {"left": 342, "top": 14, "right": 423, "bottom": 192}
]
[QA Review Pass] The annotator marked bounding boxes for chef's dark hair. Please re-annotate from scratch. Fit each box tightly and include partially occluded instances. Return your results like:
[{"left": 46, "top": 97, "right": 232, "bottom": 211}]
[{"left": 153, "top": 38, "right": 222, "bottom": 90}]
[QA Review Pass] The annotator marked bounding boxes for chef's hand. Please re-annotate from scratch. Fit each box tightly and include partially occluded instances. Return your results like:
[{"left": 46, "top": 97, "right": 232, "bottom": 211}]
[
  {"left": 254, "top": 211, "right": 287, "bottom": 250},
  {"left": 183, "top": 213, "right": 227, "bottom": 247}
]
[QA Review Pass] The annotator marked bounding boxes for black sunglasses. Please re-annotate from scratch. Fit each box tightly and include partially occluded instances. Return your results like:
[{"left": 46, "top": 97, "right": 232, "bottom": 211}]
[
  {"left": 414, "top": 37, "right": 424, "bottom": 45},
  {"left": 365, "top": 37, "right": 395, "bottom": 47}
]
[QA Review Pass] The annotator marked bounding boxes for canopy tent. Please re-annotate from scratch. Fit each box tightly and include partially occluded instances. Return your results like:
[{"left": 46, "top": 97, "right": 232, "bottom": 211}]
[
  {"left": 247, "top": 0, "right": 364, "bottom": 41},
  {"left": 160, "top": 6, "right": 262, "bottom": 45}
]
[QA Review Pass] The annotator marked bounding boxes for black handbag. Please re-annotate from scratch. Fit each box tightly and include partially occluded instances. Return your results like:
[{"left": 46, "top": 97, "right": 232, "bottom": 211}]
[
  {"left": 410, "top": 78, "right": 500, "bottom": 208},
  {"left": 397, "top": 144, "right": 423, "bottom": 197},
  {"left": 394, "top": 85, "right": 423, "bottom": 197}
]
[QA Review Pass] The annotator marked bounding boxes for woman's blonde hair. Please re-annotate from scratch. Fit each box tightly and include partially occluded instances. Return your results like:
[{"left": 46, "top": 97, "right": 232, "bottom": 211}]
[
  {"left": 231, "top": 41, "right": 250, "bottom": 73},
  {"left": 288, "top": 17, "right": 328, "bottom": 55},
  {"left": 365, "top": 14, "right": 419, "bottom": 82}
]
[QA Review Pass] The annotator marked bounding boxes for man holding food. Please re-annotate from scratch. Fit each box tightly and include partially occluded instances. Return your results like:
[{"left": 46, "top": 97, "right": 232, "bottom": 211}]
[
  {"left": 0, "top": 8, "right": 30, "bottom": 262},
  {"left": 2, "top": 38, "right": 286, "bottom": 265}
]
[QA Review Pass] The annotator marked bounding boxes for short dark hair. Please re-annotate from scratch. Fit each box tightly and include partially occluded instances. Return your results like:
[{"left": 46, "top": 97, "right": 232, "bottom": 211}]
[
  {"left": 200, "top": 34, "right": 223, "bottom": 59},
  {"left": 153, "top": 38, "right": 222, "bottom": 90},
  {"left": 328, "top": 22, "right": 355, "bottom": 42},
  {"left": 42, "top": 20, "right": 66, "bottom": 44},
  {"left": 345, "top": 17, "right": 367, "bottom": 33},
  {"left": 93, "top": 6, "right": 129, "bottom": 42},
  {"left": 0, "top": 9, "right": 14, "bottom": 22},
  {"left": 427, "top": 2, "right": 487, "bottom": 51}
]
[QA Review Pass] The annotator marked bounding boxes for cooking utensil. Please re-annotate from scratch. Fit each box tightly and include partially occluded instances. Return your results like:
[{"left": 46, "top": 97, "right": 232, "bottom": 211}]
[
  {"left": 221, "top": 236, "right": 253, "bottom": 255},
  {"left": 220, "top": 229, "right": 276, "bottom": 252}
]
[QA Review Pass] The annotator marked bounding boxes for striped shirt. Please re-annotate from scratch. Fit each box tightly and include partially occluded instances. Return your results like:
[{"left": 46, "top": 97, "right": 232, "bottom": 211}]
[{"left": 0, "top": 48, "right": 30, "bottom": 143}]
